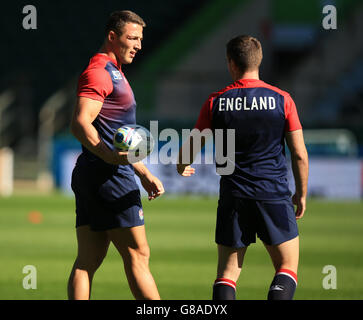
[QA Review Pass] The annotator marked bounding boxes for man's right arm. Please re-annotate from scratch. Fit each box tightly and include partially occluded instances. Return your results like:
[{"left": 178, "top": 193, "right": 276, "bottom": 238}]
[
  {"left": 70, "top": 96, "right": 129, "bottom": 165},
  {"left": 285, "top": 129, "right": 309, "bottom": 219}
]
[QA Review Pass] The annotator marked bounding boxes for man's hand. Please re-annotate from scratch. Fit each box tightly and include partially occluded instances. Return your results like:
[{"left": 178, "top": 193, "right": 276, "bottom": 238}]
[
  {"left": 140, "top": 174, "right": 165, "bottom": 200},
  {"left": 132, "top": 161, "right": 164, "bottom": 200},
  {"left": 176, "top": 164, "right": 195, "bottom": 177},
  {"left": 292, "top": 193, "right": 306, "bottom": 219}
]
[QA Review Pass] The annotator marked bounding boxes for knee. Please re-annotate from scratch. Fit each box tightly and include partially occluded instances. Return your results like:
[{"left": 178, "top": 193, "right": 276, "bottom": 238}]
[
  {"left": 76, "top": 253, "right": 106, "bottom": 273},
  {"left": 127, "top": 245, "right": 151, "bottom": 267}
]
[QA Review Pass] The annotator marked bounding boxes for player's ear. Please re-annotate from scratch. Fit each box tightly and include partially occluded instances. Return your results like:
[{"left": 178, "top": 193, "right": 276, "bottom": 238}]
[{"left": 107, "top": 30, "right": 117, "bottom": 42}]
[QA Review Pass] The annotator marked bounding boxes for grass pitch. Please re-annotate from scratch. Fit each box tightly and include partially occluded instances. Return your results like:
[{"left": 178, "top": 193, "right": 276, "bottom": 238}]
[{"left": 0, "top": 193, "right": 362, "bottom": 300}]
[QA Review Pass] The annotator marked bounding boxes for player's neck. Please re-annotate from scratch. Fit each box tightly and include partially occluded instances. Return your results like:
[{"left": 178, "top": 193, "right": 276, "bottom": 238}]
[
  {"left": 98, "top": 44, "right": 122, "bottom": 68},
  {"left": 234, "top": 70, "right": 259, "bottom": 82}
]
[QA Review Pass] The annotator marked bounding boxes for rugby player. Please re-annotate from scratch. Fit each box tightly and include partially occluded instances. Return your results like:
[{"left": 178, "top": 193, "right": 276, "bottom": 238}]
[
  {"left": 177, "top": 35, "right": 309, "bottom": 300},
  {"left": 68, "top": 11, "right": 164, "bottom": 300}
]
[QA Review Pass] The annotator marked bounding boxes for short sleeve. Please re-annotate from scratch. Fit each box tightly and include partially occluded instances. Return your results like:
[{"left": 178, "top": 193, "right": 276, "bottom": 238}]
[
  {"left": 77, "top": 68, "right": 113, "bottom": 102},
  {"left": 284, "top": 95, "right": 302, "bottom": 132},
  {"left": 194, "top": 95, "right": 215, "bottom": 131}
]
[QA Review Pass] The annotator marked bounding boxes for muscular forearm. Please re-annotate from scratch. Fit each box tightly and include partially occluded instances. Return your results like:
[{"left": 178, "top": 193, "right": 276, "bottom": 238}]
[
  {"left": 71, "top": 119, "right": 113, "bottom": 161},
  {"left": 291, "top": 152, "right": 309, "bottom": 198},
  {"left": 71, "top": 120, "right": 130, "bottom": 165},
  {"left": 71, "top": 96, "right": 130, "bottom": 165},
  {"left": 178, "top": 134, "right": 206, "bottom": 166},
  {"left": 132, "top": 161, "right": 152, "bottom": 178}
]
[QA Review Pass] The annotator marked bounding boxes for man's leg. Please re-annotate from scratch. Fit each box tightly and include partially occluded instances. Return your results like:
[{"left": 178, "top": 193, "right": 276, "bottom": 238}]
[
  {"left": 264, "top": 236, "right": 299, "bottom": 300},
  {"left": 107, "top": 225, "right": 160, "bottom": 300},
  {"left": 213, "top": 244, "right": 248, "bottom": 300},
  {"left": 68, "top": 225, "right": 110, "bottom": 300}
]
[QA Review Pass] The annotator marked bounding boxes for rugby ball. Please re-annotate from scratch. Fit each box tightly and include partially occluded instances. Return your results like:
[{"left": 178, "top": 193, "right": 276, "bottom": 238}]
[{"left": 113, "top": 125, "right": 154, "bottom": 161}]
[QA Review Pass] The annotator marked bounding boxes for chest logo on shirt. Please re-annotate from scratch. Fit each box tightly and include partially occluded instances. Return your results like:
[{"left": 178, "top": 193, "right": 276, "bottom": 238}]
[{"left": 112, "top": 70, "right": 123, "bottom": 80}]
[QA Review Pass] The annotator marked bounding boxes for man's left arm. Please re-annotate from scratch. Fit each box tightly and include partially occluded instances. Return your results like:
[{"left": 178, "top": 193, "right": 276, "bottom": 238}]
[
  {"left": 133, "top": 162, "right": 164, "bottom": 200},
  {"left": 176, "top": 134, "right": 201, "bottom": 176},
  {"left": 176, "top": 95, "right": 214, "bottom": 176}
]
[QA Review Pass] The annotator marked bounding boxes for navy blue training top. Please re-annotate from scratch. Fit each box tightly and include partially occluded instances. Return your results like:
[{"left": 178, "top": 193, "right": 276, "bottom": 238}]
[{"left": 194, "top": 78, "right": 302, "bottom": 200}]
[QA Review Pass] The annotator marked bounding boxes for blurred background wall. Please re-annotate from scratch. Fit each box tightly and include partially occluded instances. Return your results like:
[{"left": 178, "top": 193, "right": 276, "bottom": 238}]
[{"left": 1, "top": 0, "right": 362, "bottom": 198}]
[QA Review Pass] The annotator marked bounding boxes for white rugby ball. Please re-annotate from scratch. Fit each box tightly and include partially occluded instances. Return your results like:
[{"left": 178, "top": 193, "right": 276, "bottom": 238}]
[{"left": 113, "top": 125, "right": 154, "bottom": 161}]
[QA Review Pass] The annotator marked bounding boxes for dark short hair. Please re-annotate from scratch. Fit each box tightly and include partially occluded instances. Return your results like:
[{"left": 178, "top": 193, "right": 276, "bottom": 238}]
[
  {"left": 105, "top": 10, "right": 146, "bottom": 36},
  {"left": 226, "top": 35, "right": 263, "bottom": 72}
]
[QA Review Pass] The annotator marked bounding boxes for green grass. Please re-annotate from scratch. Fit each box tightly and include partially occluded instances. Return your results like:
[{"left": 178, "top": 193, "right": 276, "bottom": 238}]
[{"left": 0, "top": 194, "right": 362, "bottom": 300}]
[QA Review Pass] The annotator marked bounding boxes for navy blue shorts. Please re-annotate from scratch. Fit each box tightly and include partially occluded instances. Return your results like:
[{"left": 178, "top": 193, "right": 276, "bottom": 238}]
[
  {"left": 215, "top": 193, "right": 298, "bottom": 248},
  {"left": 71, "top": 156, "right": 144, "bottom": 232}
]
